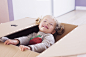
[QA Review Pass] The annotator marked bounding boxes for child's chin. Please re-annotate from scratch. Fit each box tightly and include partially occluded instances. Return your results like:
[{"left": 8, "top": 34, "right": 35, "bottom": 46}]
[
  {"left": 40, "top": 28, "right": 48, "bottom": 31},
  {"left": 42, "top": 27, "right": 48, "bottom": 29},
  {"left": 40, "top": 30, "right": 46, "bottom": 33}
]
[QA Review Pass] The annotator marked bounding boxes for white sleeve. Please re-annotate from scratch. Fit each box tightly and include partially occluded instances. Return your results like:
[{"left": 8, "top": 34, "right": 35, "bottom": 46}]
[
  {"left": 29, "top": 34, "right": 55, "bottom": 53},
  {"left": 15, "top": 33, "right": 36, "bottom": 45}
]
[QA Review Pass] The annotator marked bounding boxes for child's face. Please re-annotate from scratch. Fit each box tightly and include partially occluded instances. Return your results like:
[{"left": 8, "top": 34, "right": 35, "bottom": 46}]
[{"left": 39, "top": 16, "right": 56, "bottom": 34}]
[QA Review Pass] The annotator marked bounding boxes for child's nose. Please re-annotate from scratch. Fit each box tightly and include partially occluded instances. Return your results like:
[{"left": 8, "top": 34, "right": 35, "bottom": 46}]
[{"left": 46, "top": 22, "right": 49, "bottom": 25}]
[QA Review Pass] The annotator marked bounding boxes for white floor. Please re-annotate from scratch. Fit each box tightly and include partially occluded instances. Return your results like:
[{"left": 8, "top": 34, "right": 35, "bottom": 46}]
[{"left": 56, "top": 10, "right": 86, "bottom": 26}]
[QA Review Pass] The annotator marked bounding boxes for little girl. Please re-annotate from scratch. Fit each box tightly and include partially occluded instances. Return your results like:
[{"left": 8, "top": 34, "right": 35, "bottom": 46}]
[{"left": 0, "top": 15, "right": 64, "bottom": 53}]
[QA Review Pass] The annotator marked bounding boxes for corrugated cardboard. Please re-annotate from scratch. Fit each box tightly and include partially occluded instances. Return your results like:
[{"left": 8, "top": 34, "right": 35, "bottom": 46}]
[
  {"left": 0, "top": 42, "right": 39, "bottom": 57},
  {"left": 37, "top": 24, "right": 86, "bottom": 57},
  {"left": 0, "top": 17, "right": 37, "bottom": 38},
  {"left": 55, "top": 23, "right": 77, "bottom": 42},
  {"left": 1, "top": 17, "right": 85, "bottom": 57}
]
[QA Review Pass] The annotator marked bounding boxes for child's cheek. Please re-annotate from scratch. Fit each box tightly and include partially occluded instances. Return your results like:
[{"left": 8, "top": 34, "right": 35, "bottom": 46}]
[{"left": 50, "top": 26, "right": 54, "bottom": 30}]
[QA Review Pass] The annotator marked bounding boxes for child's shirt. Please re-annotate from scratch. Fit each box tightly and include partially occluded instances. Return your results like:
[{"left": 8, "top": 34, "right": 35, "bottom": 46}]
[{"left": 15, "top": 31, "right": 55, "bottom": 53}]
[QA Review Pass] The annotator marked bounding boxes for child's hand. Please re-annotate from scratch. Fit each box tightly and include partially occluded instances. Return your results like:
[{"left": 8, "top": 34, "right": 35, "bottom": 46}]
[
  {"left": 4, "top": 39, "right": 19, "bottom": 45},
  {"left": 19, "top": 45, "right": 31, "bottom": 51}
]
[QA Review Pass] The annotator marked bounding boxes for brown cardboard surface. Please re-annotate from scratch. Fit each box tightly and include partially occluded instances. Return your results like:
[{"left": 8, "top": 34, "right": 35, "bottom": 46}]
[
  {"left": 37, "top": 24, "right": 86, "bottom": 57},
  {"left": 0, "top": 17, "right": 37, "bottom": 37},
  {"left": 55, "top": 23, "right": 77, "bottom": 42},
  {"left": 0, "top": 42, "right": 39, "bottom": 57}
]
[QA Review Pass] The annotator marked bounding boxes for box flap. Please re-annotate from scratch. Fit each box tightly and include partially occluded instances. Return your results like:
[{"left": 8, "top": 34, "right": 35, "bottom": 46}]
[
  {"left": 37, "top": 24, "right": 86, "bottom": 57},
  {"left": 0, "top": 17, "right": 37, "bottom": 37},
  {"left": 0, "top": 42, "right": 39, "bottom": 57}
]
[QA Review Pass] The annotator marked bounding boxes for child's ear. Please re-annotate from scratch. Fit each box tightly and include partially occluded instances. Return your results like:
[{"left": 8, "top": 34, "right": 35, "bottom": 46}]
[{"left": 51, "top": 30, "right": 56, "bottom": 34}]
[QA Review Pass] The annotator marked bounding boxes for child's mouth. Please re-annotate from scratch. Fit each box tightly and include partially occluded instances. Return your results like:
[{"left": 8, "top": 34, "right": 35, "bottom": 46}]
[{"left": 43, "top": 25, "right": 48, "bottom": 29}]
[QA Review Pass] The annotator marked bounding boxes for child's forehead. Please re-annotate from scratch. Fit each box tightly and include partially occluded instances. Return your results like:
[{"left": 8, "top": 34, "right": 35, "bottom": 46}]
[
  {"left": 43, "top": 17, "right": 55, "bottom": 22},
  {"left": 42, "top": 18, "right": 56, "bottom": 25}
]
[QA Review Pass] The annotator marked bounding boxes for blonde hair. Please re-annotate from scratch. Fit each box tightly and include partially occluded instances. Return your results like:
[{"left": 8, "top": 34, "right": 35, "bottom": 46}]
[{"left": 36, "top": 15, "right": 64, "bottom": 35}]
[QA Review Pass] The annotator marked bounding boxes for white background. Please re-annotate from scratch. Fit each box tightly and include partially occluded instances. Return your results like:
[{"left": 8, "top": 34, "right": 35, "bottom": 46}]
[
  {"left": 12, "top": 0, "right": 75, "bottom": 20},
  {"left": 53, "top": 0, "right": 75, "bottom": 17},
  {"left": 12, "top": 0, "right": 52, "bottom": 20}
]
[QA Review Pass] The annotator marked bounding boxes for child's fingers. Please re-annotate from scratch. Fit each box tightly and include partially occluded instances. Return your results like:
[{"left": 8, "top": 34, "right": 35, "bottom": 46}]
[
  {"left": 19, "top": 45, "right": 22, "bottom": 51},
  {"left": 4, "top": 40, "right": 9, "bottom": 45},
  {"left": 21, "top": 46, "right": 24, "bottom": 51},
  {"left": 7, "top": 41, "right": 12, "bottom": 45},
  {"left": 26, "top": 47, "right": 30, "bottom": 50},
  {"left": 4, "top": 39, "right": 12, "bottom": 45},
  {"left": 19, "top": 45, "right": 29, "bottom": 51},
  {"left": 26, "top": 47, "right": 29, "bottom": 50},
  {"left": 22, "top": 46, "right": 26, "bottom": 51},
  {"left": 19, "top": 45, "right": 24, "bottom": 51},
  {"left": 24, "top": 46, "right": 30, "bottom": 51}
]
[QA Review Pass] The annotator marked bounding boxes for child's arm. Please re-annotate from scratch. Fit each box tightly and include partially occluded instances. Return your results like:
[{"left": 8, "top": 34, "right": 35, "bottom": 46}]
[
  {"left": 4, "top": 39, "right": 19, "bottom": 45},
  {"left": 3, "top": 32, "right": 36, "bottom": 45},
  {"left": 28, "top": 34, "right": 55, "bottom": 53},
  {"left": 1, "top": 37, "right": 19, "bottom": 45},
  {"left": 15, "top": 33, "right": 36, "bottom": 45}
]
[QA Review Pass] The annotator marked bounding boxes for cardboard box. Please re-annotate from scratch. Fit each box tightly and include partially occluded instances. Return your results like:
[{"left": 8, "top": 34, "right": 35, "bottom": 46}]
[
  {"left": 37, "top": 24, "right": 86, "bottom": 57},
  {"left": 1, "top": 17, "right": 85, "bottom": 57},
  {"left": 0, "top": 42, "right": 39, "bottom": 57}
]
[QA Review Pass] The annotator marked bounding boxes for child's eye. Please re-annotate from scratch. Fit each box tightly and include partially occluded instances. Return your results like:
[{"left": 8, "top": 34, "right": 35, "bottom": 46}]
[
  {"left": 50, "top": 23, "right": 53, "bottom": 26},
  {"left": 44, "top": 21, "right": 46, "bottom": 22}
]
